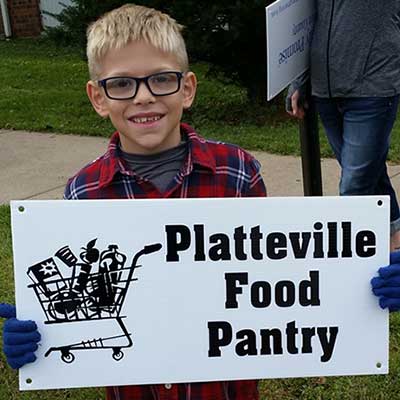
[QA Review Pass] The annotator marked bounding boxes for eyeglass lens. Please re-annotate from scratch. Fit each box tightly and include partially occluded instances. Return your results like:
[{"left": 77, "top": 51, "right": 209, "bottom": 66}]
[{"left": 105, "top": 72, "right": 181, "bottom": 99}]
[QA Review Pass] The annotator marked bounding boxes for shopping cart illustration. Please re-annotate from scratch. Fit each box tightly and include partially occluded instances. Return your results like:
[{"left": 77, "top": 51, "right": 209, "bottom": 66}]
[{"left": 27, "top": 240, "right": 162, "bottom": 364}]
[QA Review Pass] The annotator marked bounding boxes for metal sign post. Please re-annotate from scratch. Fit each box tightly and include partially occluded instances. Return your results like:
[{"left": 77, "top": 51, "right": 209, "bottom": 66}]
[{"left": 299, "top": 83, "right": 322, "bottom": 196}]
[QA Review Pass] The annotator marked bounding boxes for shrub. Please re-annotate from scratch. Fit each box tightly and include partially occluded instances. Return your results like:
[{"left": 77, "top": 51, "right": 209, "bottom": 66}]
[{"left": 45, "top": 0, "right": 276, "bottom": 102}]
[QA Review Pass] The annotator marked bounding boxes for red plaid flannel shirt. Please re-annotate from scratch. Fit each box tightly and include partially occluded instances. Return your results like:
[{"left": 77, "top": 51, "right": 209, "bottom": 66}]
[{"left": 64, "top": 123, "right": 266, "bottom": 400}]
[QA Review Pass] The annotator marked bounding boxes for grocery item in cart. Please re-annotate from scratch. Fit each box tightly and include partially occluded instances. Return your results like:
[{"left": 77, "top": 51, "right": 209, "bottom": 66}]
[
  {"left": 55, "top": 246, "right": 78, "bottom": 268},
  {"left": 84, "top": 244, "right": 126, "bottom": 310},
  {"left": 27, "top": 258, "right": 66, "bottom": 297},
  {"left": 99, "top": 244, "right": 127, "bottom": 284},
  {"left": 48, "top": 289, "right": 82, "bottom": 320},
  {"left": 79, "top": 239, "right": 100, "bottom": 265},
  {"left": 71, "top": 239, "right": 101, "bottom": 294},
  {"left": 72, "top": 263, "right": 93, "bottom": 294}
]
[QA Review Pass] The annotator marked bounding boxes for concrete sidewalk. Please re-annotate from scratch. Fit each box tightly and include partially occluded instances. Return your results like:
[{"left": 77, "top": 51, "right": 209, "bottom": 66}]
[{"left": 1, "top": 129, "right": 400, "bottom": 203}]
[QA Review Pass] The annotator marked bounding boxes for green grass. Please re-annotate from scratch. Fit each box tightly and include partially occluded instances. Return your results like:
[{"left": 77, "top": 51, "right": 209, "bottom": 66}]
[{"left": 2, "top": 204, "right": 400, "bottom": 399}]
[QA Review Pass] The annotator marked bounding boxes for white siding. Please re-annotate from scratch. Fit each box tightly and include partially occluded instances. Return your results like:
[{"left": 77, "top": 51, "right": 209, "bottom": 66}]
[{"left": 40, "top": 0, "right": 73, "bottom": 28}]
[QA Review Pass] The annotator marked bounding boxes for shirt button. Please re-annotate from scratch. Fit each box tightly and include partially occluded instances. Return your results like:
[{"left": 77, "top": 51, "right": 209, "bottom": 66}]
[{"left": 164, "top": 384, "right": 172, "bottom": 389}]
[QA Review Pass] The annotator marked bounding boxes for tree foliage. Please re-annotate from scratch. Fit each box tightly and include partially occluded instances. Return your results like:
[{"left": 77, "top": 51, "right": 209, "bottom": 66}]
[{"left": 45, "top": 0, "right": 276, "bottom": 102}]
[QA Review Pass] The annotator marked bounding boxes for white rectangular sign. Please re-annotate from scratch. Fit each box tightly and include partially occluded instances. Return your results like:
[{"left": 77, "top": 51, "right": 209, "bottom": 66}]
[
  {"left": 266, "top": 0, "right": 315, "bottom": 100},
  {"left": 11, "top": 197, "right": 389, "bottom": 391}
]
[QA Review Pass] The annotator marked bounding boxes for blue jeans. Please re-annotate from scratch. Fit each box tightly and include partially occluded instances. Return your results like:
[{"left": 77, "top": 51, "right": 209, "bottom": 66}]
[{"left": 314, "top": 96, "right": 400, "bottom": 234}]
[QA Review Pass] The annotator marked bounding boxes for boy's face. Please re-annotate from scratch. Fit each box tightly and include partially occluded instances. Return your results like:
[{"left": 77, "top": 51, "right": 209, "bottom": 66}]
[{"left": 87, "top": 41, "right": 197, "bottom": 155}]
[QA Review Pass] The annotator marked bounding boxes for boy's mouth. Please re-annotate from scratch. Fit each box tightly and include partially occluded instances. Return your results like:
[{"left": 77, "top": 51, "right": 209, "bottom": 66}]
[{"left": 128, "top": 114, "right": 164, "bottom": 124}]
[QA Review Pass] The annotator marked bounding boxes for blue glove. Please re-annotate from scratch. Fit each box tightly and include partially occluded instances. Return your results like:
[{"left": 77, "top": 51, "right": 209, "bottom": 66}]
[
  {"left": 0, "top": 303, "right": 41, "bottom": 369},
  {"left": 371, "top": 252, "right": 400, "bottom": 312}
]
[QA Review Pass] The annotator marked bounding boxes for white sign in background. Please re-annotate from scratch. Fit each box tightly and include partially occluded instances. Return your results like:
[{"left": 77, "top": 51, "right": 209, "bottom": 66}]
[
  {"left": 266, "top": 0, "right": 315, "bottom": 100},
  {"left": 11, "top": 197, "right": 389, "bottom": 391}
]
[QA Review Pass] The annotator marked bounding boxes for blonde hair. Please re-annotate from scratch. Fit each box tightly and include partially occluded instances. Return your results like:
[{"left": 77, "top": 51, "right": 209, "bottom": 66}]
[{"left": 87, "top": 4, "right": 189, "bottom": 80}]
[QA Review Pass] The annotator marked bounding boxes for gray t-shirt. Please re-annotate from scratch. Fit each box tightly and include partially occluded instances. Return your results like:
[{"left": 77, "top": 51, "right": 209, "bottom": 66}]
[{"left": 119, "top": 141, "right": 188, "bottom": 192}]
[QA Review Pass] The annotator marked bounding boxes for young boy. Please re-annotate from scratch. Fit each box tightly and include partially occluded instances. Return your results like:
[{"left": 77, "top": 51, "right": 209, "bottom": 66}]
[
  {"left": 1, "top": 4, "right": 265, "bottom": 400},
  {"left": 2, "top": 4, "right": 400, "bottom": 400}
]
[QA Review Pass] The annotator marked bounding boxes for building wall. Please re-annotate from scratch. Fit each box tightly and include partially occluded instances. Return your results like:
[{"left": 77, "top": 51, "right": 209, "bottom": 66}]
[
  {"left": 0, "top": 4, "right": 5, "bottom": 36},
  {"left": 6, "top": 0, "right": 42, "bottom": 37}
]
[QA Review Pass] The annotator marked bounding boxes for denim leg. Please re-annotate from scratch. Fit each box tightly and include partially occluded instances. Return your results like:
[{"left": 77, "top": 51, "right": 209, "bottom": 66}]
[
  {"left": 315, "top": 96, "right": 400, "bottom": 229},
  {"left": 314, "top": 98, "right": 343, "bottom": 163}
]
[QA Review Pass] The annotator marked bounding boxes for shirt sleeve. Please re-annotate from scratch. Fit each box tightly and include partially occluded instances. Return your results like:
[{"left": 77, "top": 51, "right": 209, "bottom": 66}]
[
  {"left": 63, "top": 178, "right": 72, "bottom": 200},
  {"left": 243, "top": 156, "right": 267, "bottom": 198},
  {"left": 285, "top": 70, "right": 309, "bottom": 113}
]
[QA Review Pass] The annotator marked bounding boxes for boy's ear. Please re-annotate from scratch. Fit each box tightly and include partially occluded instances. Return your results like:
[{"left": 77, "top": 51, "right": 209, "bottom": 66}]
[
  {"left": 182, "top": 72, "right": 197, "bottom": 109},
  {"left": 86, "top": 80, "right": 110, "bottom": 118}
]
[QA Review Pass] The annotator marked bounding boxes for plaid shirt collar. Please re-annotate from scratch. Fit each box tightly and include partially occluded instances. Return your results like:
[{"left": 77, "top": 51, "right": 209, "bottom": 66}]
[{"left": 98, "top": 123, "right": 216, "bottom": 188}]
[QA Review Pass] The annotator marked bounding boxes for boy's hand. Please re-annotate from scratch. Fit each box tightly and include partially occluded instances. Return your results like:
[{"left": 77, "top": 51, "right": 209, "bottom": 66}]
[
  {"left": 371, "top": 252, "right": 400, "bottom": 311},
  {"left": 0, "top": 303, "right": 41, "bottom": 369}
]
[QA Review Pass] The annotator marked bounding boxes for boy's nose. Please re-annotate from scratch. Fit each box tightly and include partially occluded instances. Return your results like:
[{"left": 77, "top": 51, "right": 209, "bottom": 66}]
[{"left": 133, "top": 81, "right": 155, "bottom": 104}]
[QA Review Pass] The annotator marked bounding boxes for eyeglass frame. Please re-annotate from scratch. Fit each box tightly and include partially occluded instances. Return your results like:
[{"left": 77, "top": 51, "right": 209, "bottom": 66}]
[{"left": 97, "top": 71, "right": 185, "bottom": 100}]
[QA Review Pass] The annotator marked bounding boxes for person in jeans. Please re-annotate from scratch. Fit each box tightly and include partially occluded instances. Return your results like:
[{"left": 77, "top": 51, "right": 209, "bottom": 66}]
[{"left": 287, "top": 0, "right": 400, "bottom": 251}]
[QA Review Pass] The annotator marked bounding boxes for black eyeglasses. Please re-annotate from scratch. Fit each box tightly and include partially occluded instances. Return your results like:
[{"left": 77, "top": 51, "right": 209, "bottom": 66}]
[{"left": 98, "top": 71, "right": 184, "bottom": 100}]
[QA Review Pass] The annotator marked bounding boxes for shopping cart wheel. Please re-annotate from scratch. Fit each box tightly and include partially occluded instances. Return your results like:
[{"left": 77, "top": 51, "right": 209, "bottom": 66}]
[
  {"left": 61, "top": 351, "right": 75, "bottom": 364},
  {"left": 112, "top": 348, "right": 124, "bottom": 361}
]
